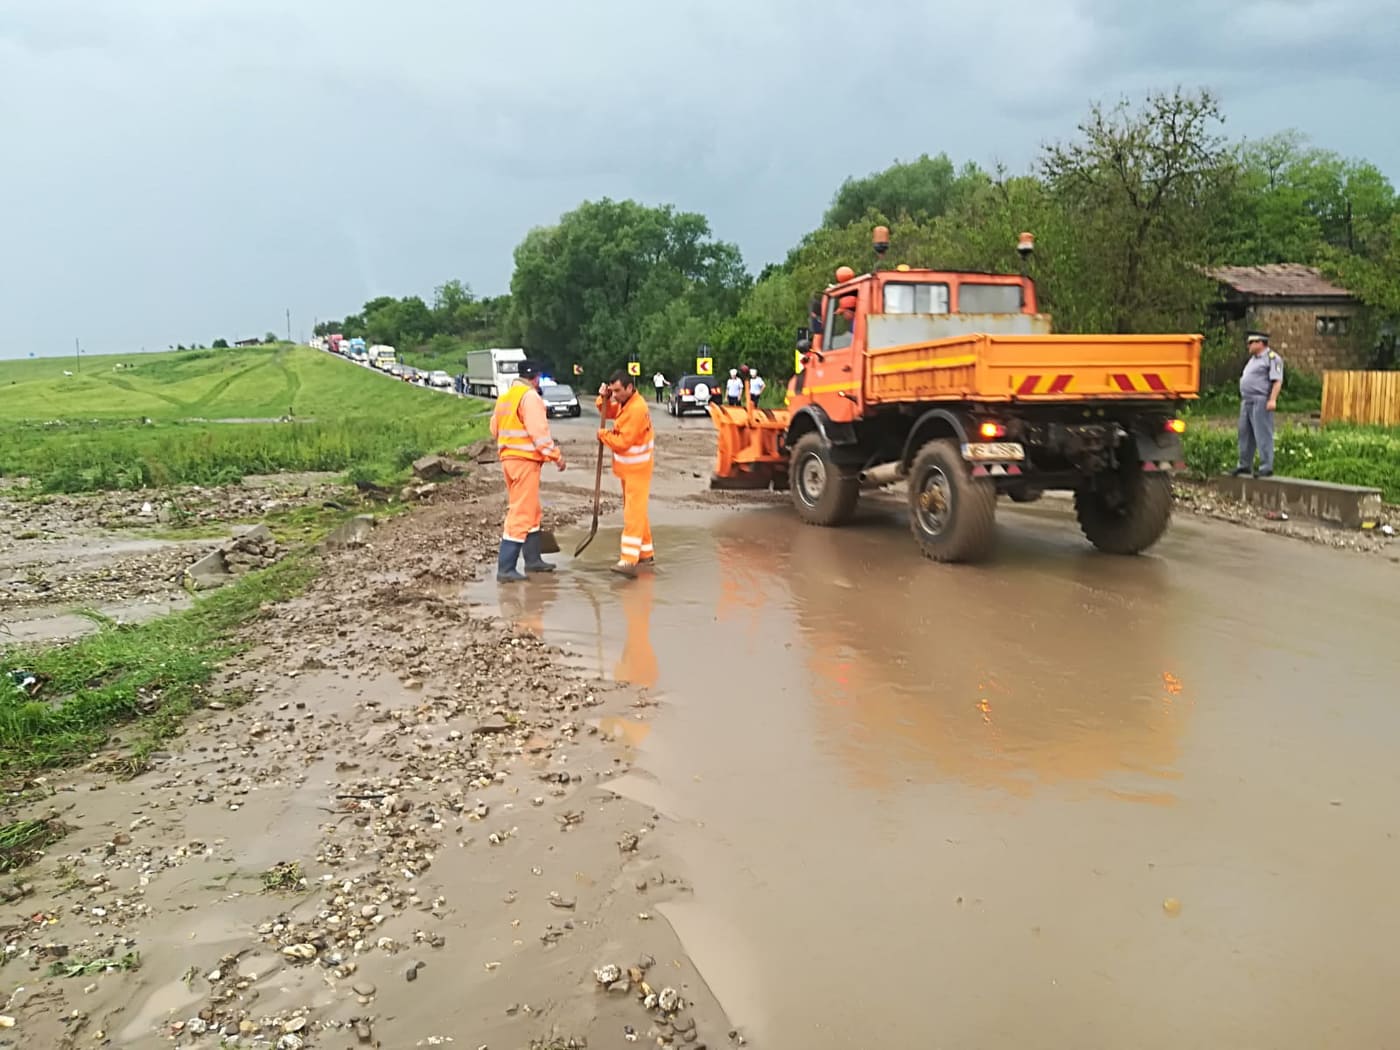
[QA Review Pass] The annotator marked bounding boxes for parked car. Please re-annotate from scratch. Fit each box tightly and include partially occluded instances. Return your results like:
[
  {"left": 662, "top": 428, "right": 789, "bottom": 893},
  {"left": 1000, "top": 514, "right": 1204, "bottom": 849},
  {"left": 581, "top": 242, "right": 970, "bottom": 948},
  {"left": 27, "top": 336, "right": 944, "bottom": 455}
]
[
  {"left": 668, "top": 374, "right": 716, "bottom": 417},
  {"left": 542, "top": 383, "right": 582, "bottom": 418},
  {"left": 428, "top": 370, "right": 453, "bottom": 389}
]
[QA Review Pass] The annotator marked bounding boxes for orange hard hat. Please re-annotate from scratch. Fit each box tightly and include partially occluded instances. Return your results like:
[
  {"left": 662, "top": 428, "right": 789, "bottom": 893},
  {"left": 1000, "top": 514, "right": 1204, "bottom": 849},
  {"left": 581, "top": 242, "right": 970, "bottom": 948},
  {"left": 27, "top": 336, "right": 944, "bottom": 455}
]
[
  {"left": 835, "top": 265, "right": 855, "bottom": 283},
  {"left": 839, "top": 295, "right": 857, "bottom": 311}
]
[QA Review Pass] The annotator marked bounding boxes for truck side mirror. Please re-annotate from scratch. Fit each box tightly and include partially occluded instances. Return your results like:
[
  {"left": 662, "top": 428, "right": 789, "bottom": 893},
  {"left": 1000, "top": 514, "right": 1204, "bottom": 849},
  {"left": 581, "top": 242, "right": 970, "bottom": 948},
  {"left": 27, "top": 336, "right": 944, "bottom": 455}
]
[{"left": 796, "top": 327, "right": 810, "bottom": 351}]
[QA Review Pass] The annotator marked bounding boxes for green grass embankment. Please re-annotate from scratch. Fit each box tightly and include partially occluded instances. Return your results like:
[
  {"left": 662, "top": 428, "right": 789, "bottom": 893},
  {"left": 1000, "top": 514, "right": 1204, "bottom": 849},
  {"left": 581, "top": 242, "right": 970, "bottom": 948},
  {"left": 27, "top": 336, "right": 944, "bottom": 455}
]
[{"left": 0, "top": 345, "right": 487, "bottom": 493}]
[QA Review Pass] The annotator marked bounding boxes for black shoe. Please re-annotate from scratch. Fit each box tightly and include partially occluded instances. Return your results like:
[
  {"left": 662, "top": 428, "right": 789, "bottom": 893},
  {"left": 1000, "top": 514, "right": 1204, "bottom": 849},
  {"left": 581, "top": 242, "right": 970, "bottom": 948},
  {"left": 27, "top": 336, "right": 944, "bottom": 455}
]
[
  {"left": 1231, "top": 467, "right": 1251, "bottom": 477},
  {"left": 1256, "top": 468, "right": 1274, "bottom": 478}
]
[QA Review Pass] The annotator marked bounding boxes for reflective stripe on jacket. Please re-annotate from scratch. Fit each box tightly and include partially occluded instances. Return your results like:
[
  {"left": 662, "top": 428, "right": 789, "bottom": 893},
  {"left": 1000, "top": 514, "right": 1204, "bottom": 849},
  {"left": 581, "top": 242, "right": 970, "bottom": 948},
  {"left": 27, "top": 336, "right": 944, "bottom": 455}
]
[
  {"left": 596, "top": 392, "right": 654, "bottom": 476},
  {"left": 491, "top": 382, "right": 560, "bottom": 462}
]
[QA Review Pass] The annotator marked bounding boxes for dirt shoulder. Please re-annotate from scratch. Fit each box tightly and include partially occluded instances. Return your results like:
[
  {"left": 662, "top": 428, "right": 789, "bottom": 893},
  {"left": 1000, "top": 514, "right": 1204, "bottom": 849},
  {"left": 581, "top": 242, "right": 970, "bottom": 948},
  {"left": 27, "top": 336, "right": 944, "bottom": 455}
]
[{"left": 0, "top": 427, "right": 737, "bottom": 1050}]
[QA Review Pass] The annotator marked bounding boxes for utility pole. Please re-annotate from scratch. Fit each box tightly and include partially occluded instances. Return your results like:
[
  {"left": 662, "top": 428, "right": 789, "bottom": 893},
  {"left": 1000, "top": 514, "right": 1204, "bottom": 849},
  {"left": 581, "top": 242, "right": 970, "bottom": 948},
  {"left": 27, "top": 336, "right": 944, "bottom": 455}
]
[
  {"left": 75, "top": 337, "right": 81, "bottom": 373},
  {"left": 286, "top": 308, "right": 292, "bottom": 343}
]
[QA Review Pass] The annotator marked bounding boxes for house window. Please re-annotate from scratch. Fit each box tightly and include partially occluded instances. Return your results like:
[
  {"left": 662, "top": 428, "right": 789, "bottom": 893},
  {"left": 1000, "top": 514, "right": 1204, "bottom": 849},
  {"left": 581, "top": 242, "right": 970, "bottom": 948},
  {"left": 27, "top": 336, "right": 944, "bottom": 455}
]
[{"left": 1316, "top": 315, "right": 1350, "bottom": 336}]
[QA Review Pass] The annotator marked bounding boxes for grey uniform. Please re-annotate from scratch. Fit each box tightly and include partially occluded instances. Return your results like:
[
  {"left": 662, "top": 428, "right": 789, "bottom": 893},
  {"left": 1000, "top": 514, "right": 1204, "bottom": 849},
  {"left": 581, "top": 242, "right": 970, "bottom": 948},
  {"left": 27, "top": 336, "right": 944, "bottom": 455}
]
[{"left": 1238, "top": 349, "right": 1284, "bottom": 473}]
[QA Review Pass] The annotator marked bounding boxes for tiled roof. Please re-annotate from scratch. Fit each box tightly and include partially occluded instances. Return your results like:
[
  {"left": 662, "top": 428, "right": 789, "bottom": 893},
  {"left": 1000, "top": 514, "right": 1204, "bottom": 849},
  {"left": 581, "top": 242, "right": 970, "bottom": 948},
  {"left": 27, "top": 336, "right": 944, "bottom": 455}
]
[{"left": 1208, "top": 264, "right": 1354, "bottom": 299}]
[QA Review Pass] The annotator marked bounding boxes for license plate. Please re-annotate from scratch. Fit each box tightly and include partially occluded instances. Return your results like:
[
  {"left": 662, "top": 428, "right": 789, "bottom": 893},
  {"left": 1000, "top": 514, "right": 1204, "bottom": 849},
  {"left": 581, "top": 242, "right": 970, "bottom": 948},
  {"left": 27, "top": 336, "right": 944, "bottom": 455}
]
[{"left": 962, "top": 442, "right": 1025, "bottom": 461}]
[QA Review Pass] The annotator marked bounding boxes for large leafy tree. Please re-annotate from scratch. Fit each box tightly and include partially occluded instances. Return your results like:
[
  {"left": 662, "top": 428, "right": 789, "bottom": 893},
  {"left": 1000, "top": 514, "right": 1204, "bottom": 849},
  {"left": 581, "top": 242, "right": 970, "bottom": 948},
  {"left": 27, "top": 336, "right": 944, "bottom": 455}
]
[
  {"left": 1039, "top": 87, "right": 1238, "bottom": 334},
  {"left": 823, "top": 153, "right": 989, "bottom": 229},
  {"left": 508, "top": 198, "right": 749, "bottom": 382}
]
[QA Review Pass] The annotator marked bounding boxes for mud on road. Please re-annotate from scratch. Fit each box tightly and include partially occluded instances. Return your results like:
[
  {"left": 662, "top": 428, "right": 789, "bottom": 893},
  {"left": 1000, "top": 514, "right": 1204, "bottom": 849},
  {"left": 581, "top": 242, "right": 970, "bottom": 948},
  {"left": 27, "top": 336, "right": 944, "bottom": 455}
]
[
  {"left": 5, "top": 406, "right": 1400, "bottom": 1049},
  {"left": 0, "top": 423, "right": 739, "bottom": 1050}
]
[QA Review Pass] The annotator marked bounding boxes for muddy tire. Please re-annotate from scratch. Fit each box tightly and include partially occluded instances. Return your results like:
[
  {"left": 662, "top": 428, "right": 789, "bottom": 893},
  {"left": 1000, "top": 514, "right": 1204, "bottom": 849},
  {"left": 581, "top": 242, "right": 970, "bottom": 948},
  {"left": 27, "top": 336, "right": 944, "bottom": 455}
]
[
  {"left": 907, "top": 439, "right": 997, "bottom": 563},
  {"left": 1074, "top": 467, "right": 1173, "bottom": 555},
  {"left": 790, "top": 433, "right": 859, "bottom": 526}
]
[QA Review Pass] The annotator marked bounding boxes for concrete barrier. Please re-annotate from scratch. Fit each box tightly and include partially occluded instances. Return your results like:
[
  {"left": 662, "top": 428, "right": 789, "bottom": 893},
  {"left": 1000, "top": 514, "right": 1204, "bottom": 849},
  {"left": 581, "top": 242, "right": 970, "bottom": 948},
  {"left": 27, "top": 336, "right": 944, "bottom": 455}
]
[{"left": 1208, "top": 475, "right": 1383, "bottom": 529}]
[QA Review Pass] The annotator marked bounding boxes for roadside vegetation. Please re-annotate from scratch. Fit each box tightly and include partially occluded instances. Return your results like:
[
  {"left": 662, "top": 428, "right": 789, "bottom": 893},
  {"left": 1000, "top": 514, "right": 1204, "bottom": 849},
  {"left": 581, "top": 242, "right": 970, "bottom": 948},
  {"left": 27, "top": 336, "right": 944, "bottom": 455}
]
[
  {"left": 0, "top": 555, "right": 316, "bottom": 777},
  {"left": 0, "top": 344, "right": 488, "bottom": 494},
  {"left": 1183, "top": 423, "right": 1400, "bottom": 500}
]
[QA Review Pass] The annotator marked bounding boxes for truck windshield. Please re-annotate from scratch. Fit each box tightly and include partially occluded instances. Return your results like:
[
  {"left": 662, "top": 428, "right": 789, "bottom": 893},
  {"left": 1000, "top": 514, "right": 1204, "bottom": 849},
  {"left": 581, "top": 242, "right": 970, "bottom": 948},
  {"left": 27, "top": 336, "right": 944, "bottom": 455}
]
[
  {"left": 958, "top": 283, "right": 1023, "bottom": 313},
  {"left": 498, "top": 361, "right": 519, "bottom": 374},
  {"left": 883, "top": 283, "right": 949, "bottom": 315}
]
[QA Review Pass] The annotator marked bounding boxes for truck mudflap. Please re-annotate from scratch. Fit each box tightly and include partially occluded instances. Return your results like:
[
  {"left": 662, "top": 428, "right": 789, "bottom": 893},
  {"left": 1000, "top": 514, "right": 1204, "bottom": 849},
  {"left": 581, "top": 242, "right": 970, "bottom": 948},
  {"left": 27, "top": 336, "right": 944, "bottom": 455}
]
[{"left": 1134, "top": 430, "right": 1186, "bottom": 473}]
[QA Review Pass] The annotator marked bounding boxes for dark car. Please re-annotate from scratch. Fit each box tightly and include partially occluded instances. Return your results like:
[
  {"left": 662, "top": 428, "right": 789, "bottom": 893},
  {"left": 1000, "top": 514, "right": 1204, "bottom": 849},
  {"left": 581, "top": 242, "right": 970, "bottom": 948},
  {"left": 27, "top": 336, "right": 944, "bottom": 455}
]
[
  {"left": 542, "top": 383, "right": 582, "bottom": 418},
  {"left": 667, "top": 374, "right": 717, "bottom": 417}
]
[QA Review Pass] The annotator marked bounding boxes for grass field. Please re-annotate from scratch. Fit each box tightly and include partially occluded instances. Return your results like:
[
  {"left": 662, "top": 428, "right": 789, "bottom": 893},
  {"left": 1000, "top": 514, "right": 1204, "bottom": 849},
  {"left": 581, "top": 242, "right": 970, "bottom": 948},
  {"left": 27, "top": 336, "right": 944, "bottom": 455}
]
[
  {"left": 0, "top": 345, "right": 490, "bottom": 492},
  {"left": 0, "top": 343, "right": 467, "bottom": 422}
]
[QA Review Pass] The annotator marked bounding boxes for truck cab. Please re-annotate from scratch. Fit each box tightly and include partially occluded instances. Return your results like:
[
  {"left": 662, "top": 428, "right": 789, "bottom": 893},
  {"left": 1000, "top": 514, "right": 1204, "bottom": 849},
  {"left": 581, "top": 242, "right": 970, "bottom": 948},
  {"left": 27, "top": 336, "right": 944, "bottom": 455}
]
[{"left": 792, "top": 268, "right": 1042, "bottom": 424}]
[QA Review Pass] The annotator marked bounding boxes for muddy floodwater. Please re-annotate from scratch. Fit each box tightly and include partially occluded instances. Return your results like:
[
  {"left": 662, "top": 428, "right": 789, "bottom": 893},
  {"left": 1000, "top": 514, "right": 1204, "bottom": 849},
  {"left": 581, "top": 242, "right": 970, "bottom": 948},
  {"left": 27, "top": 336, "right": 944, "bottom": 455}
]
[{"left": 474, "top": 498, "right": 1400, "bottom": 1049}]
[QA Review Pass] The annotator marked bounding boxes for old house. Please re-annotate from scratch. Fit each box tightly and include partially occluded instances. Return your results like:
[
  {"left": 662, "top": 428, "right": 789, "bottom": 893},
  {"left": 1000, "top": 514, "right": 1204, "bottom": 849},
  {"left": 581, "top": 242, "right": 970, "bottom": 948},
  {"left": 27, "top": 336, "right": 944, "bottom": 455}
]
[{"left": 1208, "top": 264, "right": 1370, "bottom": 375}]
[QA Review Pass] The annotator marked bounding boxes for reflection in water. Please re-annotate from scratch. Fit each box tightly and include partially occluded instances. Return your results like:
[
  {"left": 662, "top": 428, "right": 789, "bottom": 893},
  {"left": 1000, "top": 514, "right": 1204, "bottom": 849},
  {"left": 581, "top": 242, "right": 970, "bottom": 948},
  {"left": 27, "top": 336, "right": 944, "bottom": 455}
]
[
  {"left": 485, "top": 511, "right": 1194, "bottom": 805},
  {"left": 495, "top": 574, "right": 559, "bottom": 637},
  {"left": 613, "top": 574, "right": 659, "bottom": 688},
  {"left": 712, "top": 514, "right": 1193, "bottom": 802}
]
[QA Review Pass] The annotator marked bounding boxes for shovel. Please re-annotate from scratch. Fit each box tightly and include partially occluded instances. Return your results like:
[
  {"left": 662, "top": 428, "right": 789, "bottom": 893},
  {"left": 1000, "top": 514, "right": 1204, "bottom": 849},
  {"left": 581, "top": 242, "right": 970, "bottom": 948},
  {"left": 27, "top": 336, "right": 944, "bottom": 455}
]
[{"left": 573, "top": 426, "right": 608, "bottom": 557}]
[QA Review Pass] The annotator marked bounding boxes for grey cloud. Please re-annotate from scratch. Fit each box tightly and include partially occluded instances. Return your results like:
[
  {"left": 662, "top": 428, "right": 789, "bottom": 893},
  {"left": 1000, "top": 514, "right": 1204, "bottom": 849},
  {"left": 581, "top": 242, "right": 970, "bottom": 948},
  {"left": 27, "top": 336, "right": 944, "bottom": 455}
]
[{"left": 1, "top": 0, "right": 1395, "bottom": 357}]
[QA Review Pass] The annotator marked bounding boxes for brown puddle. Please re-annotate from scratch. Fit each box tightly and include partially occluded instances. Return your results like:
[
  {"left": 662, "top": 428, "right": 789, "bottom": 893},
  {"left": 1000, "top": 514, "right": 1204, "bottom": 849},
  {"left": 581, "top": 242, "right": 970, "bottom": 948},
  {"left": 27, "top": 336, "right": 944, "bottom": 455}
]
[{"left": 471, "top": 501, "right": 1400, "bottom": 1049}]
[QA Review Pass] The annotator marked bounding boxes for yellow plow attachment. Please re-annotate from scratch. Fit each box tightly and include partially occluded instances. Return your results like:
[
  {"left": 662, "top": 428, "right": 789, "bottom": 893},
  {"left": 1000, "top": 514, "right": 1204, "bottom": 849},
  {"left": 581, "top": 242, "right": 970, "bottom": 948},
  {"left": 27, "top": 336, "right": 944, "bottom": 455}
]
[{"left": 707, "top": 402, "right": 790, "bottom": 491}]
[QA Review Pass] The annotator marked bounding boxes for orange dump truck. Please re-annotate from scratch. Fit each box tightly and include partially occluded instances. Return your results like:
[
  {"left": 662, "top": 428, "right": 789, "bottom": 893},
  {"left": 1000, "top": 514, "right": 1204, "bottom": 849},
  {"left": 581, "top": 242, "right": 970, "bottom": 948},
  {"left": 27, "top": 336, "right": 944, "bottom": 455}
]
[{"left": 709, "top": 230, "right": 1201, "bottom": 562}]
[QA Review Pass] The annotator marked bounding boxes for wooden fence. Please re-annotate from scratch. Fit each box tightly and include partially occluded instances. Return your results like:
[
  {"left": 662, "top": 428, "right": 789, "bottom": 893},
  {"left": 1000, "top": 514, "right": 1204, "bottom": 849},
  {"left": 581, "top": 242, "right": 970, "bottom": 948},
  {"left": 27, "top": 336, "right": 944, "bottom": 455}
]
[{"left": 1321, "top": 371, "right": 1400, "bottom": 426}]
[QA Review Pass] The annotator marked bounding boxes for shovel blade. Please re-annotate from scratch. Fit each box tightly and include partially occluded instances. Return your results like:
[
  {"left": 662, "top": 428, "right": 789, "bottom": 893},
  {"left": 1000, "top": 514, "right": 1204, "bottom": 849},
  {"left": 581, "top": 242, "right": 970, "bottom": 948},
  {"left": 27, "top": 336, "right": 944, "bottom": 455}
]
[
  {"left": 537, "top": 530, "right": 560, "bottom": 555},
  {"left": 572, "top": 528, "right": 597, "bottom": 558}
]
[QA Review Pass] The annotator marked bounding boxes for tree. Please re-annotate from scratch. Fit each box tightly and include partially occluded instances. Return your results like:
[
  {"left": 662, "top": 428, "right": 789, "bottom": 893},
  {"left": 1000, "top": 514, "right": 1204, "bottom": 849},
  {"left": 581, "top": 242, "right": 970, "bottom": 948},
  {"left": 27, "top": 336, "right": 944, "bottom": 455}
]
[
  {"left": 509, "top": 198, "right": 749, "bottom": 380},
  {"left": 1040, "top": 87, "right": 1237, "bottom": 333},
  {"left": 823, "top": 153, "right": 989, "bottom": 229},
  {"left": 263, "top": 331, "right": 279, "bottom": 344},
  {"left": 212, "top": 338, "right": 229, "bottom": 349}
]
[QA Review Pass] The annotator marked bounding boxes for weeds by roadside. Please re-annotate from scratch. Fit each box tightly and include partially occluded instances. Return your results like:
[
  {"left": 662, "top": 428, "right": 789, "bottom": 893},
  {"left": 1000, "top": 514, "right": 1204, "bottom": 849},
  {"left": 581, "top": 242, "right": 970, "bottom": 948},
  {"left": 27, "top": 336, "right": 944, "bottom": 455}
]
[
  {"left": 0, "top": 817, "right": 69, "bottom": 873},
  {"left": 1183, "top": 423, "right": 1400, "bottom": 500},
  {"left": 0, "top": 556, "right": 316, "bottom": 776},
  {"left": 261, "top": 861, "right": 307, "bottom": 893},
  {"left": 47, "top": 951, "right": 141, "bottom": 979}
]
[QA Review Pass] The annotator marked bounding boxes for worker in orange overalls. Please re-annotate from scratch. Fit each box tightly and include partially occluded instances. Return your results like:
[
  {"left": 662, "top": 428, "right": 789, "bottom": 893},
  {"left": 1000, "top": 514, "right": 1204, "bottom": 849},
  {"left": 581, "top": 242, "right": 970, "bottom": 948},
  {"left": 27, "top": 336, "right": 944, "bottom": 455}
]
[
  {"left": 595, "top": 369, "right": 654, "bottom": 579},
  {"left": 489, "top": 359, "right": 566, "bottom": 582}
]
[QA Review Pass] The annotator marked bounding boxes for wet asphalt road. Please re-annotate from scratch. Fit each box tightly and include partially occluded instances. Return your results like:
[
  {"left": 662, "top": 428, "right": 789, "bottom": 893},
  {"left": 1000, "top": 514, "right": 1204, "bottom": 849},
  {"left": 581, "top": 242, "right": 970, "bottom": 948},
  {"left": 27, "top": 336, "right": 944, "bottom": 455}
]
[{"left": 481, "top": 399, "right": 1400, "bottom": 1049}]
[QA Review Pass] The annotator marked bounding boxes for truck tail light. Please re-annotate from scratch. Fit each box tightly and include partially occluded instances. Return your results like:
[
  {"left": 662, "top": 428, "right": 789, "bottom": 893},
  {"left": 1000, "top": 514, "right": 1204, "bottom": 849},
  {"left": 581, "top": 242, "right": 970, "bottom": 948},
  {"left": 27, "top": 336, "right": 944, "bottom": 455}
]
[
  {"left": 978, "top": 422, "right": 1006, "bottom": 439},
  {"left": 1165, "top": 418, "right": 1187, "bottom": 434}
]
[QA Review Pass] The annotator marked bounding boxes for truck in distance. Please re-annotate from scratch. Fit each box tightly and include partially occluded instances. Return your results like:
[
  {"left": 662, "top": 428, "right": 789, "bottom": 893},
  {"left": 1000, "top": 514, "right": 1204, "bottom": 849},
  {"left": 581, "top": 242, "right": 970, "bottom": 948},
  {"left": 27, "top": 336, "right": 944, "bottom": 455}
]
[{"left": 465, "top": 347, "right": 527, "bottom": 398}]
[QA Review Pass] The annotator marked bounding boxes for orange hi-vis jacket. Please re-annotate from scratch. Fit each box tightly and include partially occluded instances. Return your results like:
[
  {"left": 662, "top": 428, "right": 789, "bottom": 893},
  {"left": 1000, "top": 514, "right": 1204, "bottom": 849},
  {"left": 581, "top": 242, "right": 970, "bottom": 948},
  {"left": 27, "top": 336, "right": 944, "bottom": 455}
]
[
  {"left": 596, "top": 392, "right": 654, "bottom": 476},
  {"left": 492, "top": 382, "right": 561, "bottom": 463}
]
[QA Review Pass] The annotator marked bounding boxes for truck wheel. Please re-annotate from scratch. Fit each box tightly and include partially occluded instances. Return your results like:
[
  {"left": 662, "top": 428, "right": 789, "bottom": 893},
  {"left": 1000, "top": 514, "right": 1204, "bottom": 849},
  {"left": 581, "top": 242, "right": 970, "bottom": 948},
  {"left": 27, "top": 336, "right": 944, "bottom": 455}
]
[
  {"left": 790, "top": 433, "right": 859, "bottom": 526},
  {"left": 907, "top": 439, "right": 997, "bottom": 563},
  {"left": 1074, "top": 466, "right": 1172, "bottom": 555}
]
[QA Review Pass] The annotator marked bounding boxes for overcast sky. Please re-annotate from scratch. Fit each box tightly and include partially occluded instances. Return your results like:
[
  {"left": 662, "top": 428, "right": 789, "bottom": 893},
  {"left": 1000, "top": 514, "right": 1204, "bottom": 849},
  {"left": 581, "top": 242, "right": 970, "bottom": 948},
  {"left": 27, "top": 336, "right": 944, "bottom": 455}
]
[{"left": 2, "top": 0, "right": 1397, "bottom": 358}]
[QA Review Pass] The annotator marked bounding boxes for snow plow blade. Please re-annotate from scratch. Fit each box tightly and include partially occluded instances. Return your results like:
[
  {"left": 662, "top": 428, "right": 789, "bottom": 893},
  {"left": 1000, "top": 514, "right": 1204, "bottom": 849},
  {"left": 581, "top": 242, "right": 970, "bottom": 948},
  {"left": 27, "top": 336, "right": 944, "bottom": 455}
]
[{"left": 707, "top": 403, "right": 790, "bottom": 491}]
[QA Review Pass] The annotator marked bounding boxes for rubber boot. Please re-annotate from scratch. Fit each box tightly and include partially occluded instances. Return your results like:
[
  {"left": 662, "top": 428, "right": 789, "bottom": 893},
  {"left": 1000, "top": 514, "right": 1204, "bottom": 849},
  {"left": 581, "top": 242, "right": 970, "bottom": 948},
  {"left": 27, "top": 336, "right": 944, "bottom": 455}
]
[
  {"left": 522, "top": 531, "right": 555, "bottom": 574},
  {"left": 610, "top": 561, "right": 638, "bottom": 579},
  {"left": 496, "top": 540, "right": 526, "bottom": 583}
]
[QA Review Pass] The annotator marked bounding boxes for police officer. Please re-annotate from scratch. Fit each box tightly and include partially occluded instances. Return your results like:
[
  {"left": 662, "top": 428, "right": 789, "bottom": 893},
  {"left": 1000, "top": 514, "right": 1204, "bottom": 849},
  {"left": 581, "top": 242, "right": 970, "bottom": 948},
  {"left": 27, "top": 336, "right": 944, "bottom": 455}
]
[{"left": 1235, "top": 330, "right": 1284, "bottom": 477}]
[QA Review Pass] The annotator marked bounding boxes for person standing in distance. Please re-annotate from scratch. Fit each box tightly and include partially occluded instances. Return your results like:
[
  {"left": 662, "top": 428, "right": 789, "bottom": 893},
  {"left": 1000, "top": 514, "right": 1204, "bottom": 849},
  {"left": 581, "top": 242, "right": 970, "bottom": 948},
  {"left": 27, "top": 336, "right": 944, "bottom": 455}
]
[
  {"left": 652, "top": 370, "right": 667, "bottom": 404},
  {"left": 748, "top": 368, "right": 766, "bottom": 406},
  {"left": 1234, "top": 330, "right": 1284, "bottom": 478},
  {"left": 489, "top": 359, "right": 565, "bottom": 582},
  {"left": 725, "top": 368, "right": 743, "bottom": 407},
  {"left": 596, "top": 370, "right": 655, "bottom": 578}
]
